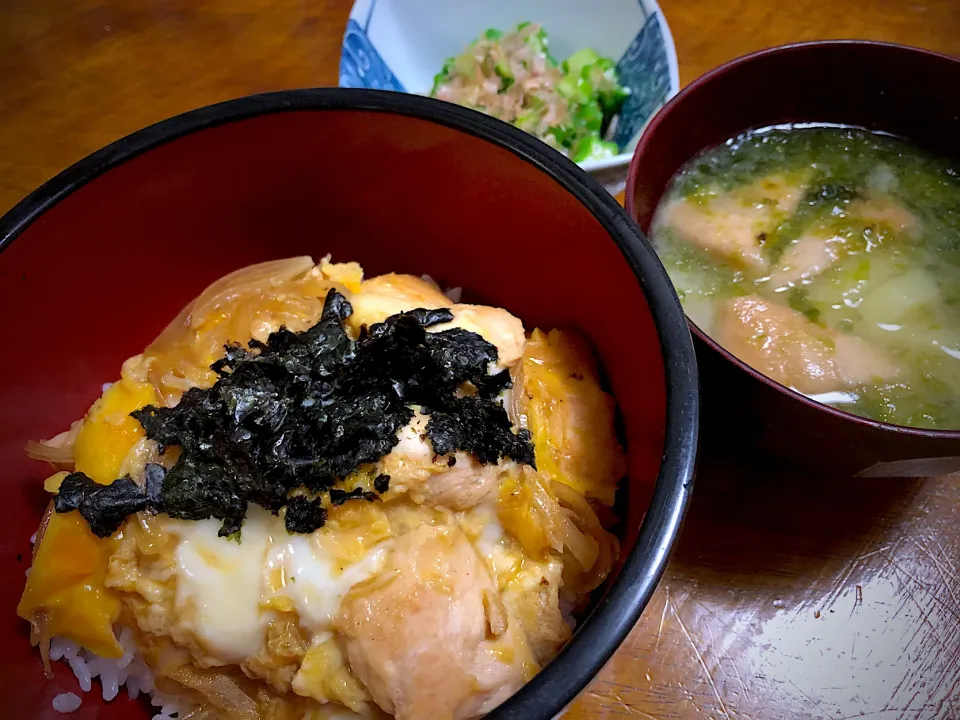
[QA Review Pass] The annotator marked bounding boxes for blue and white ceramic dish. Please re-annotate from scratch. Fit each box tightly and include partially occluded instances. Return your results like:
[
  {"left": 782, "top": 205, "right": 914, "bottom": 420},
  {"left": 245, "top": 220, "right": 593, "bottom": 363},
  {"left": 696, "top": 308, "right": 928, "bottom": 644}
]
[{"left": 339, "top": 0, "right": 680, "bottom": 193}]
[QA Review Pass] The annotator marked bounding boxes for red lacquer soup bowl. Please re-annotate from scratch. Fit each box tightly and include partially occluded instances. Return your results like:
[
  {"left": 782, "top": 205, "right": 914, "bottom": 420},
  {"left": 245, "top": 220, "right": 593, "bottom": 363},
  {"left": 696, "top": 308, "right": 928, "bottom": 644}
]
[
  {"left": 0, "top": 90, "right": 697, "bottom": 719},
  {"left": 626, "top": 40, "right": 960, "bottom": 478}
]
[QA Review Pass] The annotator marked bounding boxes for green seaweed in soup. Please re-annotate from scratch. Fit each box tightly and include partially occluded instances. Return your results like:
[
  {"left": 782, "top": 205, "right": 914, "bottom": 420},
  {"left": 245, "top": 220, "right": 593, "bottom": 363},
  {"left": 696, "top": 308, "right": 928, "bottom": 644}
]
[{"left": 651, "top": 125, "right": 960, "bottom": 429}]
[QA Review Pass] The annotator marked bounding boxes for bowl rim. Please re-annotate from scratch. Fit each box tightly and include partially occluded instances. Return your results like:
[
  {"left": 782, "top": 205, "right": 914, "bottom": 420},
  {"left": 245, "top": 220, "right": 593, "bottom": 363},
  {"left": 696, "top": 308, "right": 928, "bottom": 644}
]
[
  {"left": 578, "top": 0, "right": 682, "bottom": 174},
  {"left": 338, "top": 0, "right": 682, "bottom": 177},
  {"left": 626, "top": 38, "right": 960, "bottom": 441},
  {"left": 0, "top": 88, "right": 699, "bottom": 719}
]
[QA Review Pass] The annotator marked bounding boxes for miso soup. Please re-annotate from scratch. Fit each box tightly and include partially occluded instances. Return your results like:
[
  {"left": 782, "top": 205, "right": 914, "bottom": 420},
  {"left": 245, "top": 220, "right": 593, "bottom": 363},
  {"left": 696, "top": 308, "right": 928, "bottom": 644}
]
[{"left": 651, "top": 125, "right": 960, "bottom": 429}]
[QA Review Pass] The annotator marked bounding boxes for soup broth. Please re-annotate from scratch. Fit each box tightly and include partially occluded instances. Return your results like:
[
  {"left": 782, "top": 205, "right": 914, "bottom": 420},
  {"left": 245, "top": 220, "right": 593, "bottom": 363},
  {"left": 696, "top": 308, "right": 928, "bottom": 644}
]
[{"left": 652, "top": 125, "right": 960, "bottom": 429}]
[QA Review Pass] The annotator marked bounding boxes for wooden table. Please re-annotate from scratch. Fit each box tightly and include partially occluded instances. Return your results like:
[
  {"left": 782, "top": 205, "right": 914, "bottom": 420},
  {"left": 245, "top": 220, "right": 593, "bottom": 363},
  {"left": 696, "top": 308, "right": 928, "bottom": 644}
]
[{"left": 2, "top": 2, "right": 959, "bottom": 718}]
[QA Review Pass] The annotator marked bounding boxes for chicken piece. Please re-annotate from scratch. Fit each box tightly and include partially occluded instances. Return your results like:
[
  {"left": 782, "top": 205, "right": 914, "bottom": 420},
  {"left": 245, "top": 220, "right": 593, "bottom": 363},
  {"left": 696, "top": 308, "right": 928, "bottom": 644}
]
[
  {"left": 499, "top": 554, "right": 571, "bottom": 665},
  {"left": 509, "top": 329, "right": 625, "bottom": 506},
  {"left": 431, "top": 304, "right": 526, "bottom": 369},
  {"left": 348, "top": 274, "right": 452, "bottom": 331},
  {"left": 657, "top": 175, "right": 806, "bottom": 273},
  {"left": 848, "top": 197, "right": 919, "bottom": 236},
  {"left": 769, "top": 234, "right": 842, "bottom": 289},
  {"left": 415, "top": 454, "right": 500, "bottom": 511},
  {"left": 768, "top": 195, "right": 917, "bottom": 289},
  {"left": 349, "top": 274, "right": 526, "bottom": 369},
  {"left": 336, "top": 525, "right": 536, "bottom": 720},
  {"left": 657, "top": 196, "right": 767, "bottom": 272},
  {"left": 379, "top": 411, "right": 500, "bottom": 511},
  {"left": 716, "top": 296, "right": 900, "bottom": 394}
]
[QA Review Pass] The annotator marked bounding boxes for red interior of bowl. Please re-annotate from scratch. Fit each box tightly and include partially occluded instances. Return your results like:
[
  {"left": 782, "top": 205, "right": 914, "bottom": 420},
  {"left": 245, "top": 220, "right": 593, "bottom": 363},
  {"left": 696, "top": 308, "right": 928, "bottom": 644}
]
[{"left": 0, "top": 108, "right": 666, "bottom": 717}]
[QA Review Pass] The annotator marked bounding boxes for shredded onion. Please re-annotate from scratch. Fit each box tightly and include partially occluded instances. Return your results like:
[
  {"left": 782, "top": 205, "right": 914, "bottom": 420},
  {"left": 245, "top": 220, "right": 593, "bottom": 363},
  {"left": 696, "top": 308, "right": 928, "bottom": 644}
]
[
  {"left": 25, "top": 421, "right": 82, "bottom": 469},
  {"left": 163, "top": 665, "right": 259, "bottom": 720},
  {"left": 554, "top": 508, "right": 600, "bottom": 574},
  {"left": 29, "top": 504, "right": 55, "bottom": 677},
  {"left": 32, "top": 502, "right": 53, "bottom": 564},
  {"left": 189, "top": 256, "right": 315, "bottom": 329},
  {"left": 33, "top": 610, "right": 53, "bottom": 679},
  {"left": 119, "top": 436, "right": 164, "bottom": 483},
  {"left": 144, "top": 256, "right": 339, "bottom": 406},
  {"left": 148, "top": 256, "right": 315, "bottom": 351},
  {"left": 552, "top": 481, "right": 619, "bottom": 593}
]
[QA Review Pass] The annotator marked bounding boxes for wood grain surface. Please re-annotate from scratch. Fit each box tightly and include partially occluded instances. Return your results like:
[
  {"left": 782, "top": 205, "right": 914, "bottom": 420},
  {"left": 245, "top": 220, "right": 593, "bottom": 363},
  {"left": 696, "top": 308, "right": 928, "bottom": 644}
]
[{"left": 2, "top": 1, "right": 959, "bottom": 719}]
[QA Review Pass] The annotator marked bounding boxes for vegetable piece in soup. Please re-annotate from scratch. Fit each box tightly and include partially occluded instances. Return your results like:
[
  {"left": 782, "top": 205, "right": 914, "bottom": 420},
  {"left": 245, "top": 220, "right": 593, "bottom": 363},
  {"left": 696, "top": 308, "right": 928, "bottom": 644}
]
[{"left": 652, "top": 125, "right": 960, "bottom": 429}]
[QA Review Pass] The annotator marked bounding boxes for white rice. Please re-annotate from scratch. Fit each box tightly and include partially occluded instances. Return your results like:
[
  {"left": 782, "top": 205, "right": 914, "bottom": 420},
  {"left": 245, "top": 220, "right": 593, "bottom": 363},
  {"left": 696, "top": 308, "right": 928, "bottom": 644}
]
[
  {"left": 48, "top": 631, "right": 187, "bottom": 719},
  {"left": 30, "top": 449, "right": 187, "bottom": 716},
  {"left": 51, "top": 692, "right": 82, "bottom": 713}
]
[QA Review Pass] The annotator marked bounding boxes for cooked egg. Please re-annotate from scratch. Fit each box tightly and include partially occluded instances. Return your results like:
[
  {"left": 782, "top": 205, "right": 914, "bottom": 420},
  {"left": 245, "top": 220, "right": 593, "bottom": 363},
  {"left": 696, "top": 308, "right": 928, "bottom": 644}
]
[
  {"left": 73, "top": 377, "right": 158, "bottom": 485},
  {"left": 167, "top": 505, "right": 391, "bottom": 665},
  {"left": 169, "top": 507, "right": 273, "bottom": 663},
  {"left": 17, "top": 510, "right": 123, "bottom": 658},
  {"left": 268, "top": 535, "right": 391, "bottom": 634}
]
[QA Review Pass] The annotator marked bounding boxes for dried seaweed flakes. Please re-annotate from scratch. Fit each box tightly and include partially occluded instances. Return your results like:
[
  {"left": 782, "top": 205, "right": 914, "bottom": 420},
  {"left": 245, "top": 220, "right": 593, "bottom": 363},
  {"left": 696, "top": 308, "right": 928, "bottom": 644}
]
[
  {"left": 284, "top": 497, "right": 328, "bottom": 534},
  {"left": 53, "top": 289, "right": 534, "bottom": 537}
]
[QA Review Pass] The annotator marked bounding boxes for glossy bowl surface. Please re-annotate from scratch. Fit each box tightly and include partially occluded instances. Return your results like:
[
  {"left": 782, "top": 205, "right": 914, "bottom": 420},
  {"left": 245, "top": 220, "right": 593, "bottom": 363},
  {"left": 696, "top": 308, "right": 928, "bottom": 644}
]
[
  {"left": 0, "top": 89, "right": 697, "bottom": 719},
  {"left": 338, "top": 0, "right": 680, "bottom": 193},
  {"left": 626, "top": 40, "right": 960, "bottom": 477}
]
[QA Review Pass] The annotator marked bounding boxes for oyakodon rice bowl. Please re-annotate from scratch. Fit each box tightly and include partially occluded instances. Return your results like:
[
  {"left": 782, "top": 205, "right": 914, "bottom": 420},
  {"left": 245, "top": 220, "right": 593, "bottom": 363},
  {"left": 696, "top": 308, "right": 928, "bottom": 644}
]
[{"left": 19, "top": 256, "right": 627, "bottom": 719}]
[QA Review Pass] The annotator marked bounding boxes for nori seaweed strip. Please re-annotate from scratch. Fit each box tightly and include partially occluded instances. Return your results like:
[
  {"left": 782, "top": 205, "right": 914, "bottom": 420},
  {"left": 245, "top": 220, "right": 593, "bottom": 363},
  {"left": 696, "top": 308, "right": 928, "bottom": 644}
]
[
  {"left": 53, "top": 472, "right": 99, "bottom": 514},
  {"left": 77, "top": 478, "right": 150, "bottom": 538},
  {"left": 425, "top": 396, "right": 536, "bottom": 468},
  {"left": 284, "top": 496, "right": 327, "bottom": 534},
  {"left": 144, "top": 463, "right": 165, "bottom": 507},
  {"left": 475, "top": 369, "right": 513, "bottom": 398},
  {"left": 157, "top": 456, "right": 247, "bottom": 537},
  {"left": 53, "top": 288, "right": 535, "bottom": 537},
  {"left": 329, "top": 487, "right": 378, "bottom": 505},
  {"left": 424, "top": 328, "right": 499, "bottom": 390},
  {"left": 54, "top": 472, "right": 150, "bottom": 538}
]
